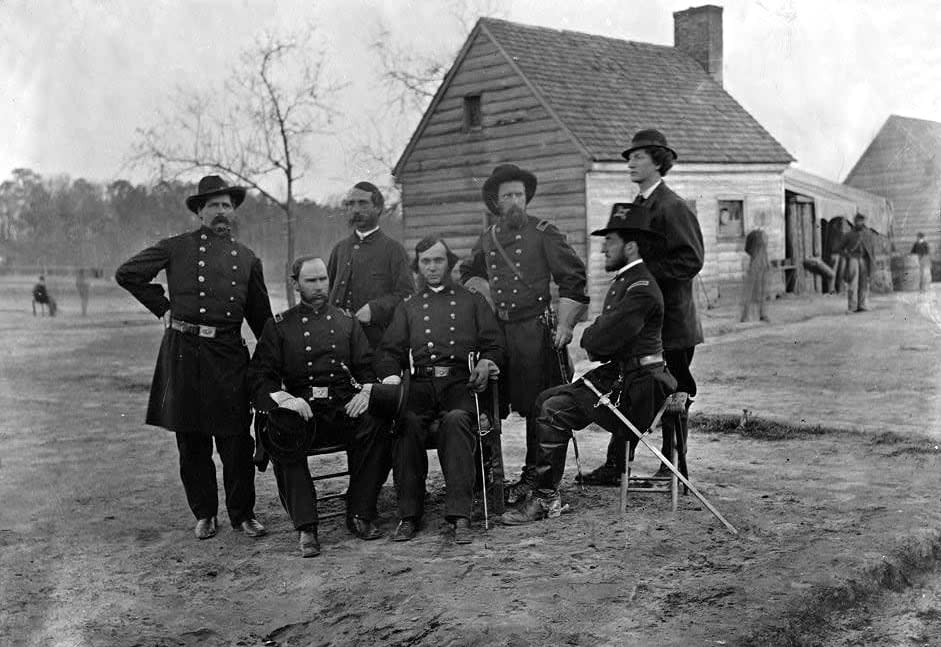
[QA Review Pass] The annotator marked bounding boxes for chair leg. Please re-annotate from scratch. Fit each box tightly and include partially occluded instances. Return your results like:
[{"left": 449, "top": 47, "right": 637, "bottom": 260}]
[
  {"left": 621, "top": 439, "right": 631, "bottom": 513},
  {"left": 670, "top": 446, "right": 679, "bottom": 512}
]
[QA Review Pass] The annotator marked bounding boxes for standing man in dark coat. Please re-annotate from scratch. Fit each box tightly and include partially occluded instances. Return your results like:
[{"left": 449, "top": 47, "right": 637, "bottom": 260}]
[
  {"left": 378, "top": 237, "right": 504, "bottom": 544},
  {"left": 912, "top": 232, "right": 932, "bottom": 294},
  {"left": 581, "top": 130, "right": 705, "bottom": 485},
  {"left": 115, "top": 175, "right": 272, "bottom": 541},
  {"left": 840, "top": 213, "right": 876, "bottom": 312},
  {"left": 248, "top": 256, "right": 392, "bottom": 557},
  {"left": 460, "top": 164, "right": 588, "bottom": 504},
  {"left": 327, "top": 182, "right": 414, "bottom": 349},
  {"left": 503, "top": 204, "right": 676, "bottom": 524}
]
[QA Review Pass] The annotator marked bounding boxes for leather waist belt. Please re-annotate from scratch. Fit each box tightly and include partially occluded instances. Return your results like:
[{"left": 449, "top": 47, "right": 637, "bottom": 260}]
[
  {"left": 413, "top": 365, "right": 467, "bottom": 378},
  {"left": 302, "top": 385, "right": 334, "bottom": 400},
  {"left": 170, "top": 318, "right": 238, "bottom": 339},
  {"left": 496, "top": 302, "right": 546, "bottom": 323},
  {"left": 621, "top": 353, "right": 664, "bottom": 370}
]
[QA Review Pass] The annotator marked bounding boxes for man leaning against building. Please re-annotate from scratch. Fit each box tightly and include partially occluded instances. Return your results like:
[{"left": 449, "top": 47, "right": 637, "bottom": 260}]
[
  {"left": 459, "top": 164, "right": 588, "bottom": 505},
  {"left": 327, "top": 182, "right": 414, "bottom": 349},
  {"left": 115, "top": 175, "right": 272, "bottom": 541},
  {"left": 581, "top": 129, "right": 704, "bottom": 485}
]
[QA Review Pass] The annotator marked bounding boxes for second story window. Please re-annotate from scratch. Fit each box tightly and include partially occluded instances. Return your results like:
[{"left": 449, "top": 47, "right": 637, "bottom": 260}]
[{"left": 463, "top": 94, "right": 482, "bottom": 132}]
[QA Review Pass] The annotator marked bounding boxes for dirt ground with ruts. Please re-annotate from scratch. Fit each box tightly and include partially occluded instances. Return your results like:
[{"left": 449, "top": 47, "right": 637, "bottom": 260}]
[{"left": 2, "top": 275, "right": 941, "bottom": 647}]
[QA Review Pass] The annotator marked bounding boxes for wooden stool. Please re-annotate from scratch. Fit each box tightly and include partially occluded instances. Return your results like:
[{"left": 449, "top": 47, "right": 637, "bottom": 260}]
[{"left": 621, "top": 394, "right": 686, "bottom": 512}]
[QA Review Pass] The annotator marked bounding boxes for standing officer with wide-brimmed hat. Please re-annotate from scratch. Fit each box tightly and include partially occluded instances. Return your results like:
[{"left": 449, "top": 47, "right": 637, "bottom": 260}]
[
  {"left": 503, "top": 203, "right": 676, "bottom": 524},
  {"left": 460, "top": 164, "right": 589, "bottom": 505},
  {"left": 116, "top": 175, "right": 272, "bottom": 541},
  {"left": 581, "top": 129, "right": 704, "bottom": 486}
]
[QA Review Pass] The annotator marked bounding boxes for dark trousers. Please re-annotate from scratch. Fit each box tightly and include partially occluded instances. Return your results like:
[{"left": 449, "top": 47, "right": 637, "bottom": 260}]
[
  {"left": 271, "top": 413, "right": 392, "bottom": 530},
  {"left": 502, "top": 315, "right": 567, "bottom": 479},
  {"left": 601, "top": 348, "right": 695, "bottom": 471},
  {"left": 532, "top": 366, "right": 673, "bottom": 492},
  {"left": 394, "top": 376, "right": 478, "bottom": 521},
  {"left": 175, "top": 432, "right": 256, "bottom": 526}
]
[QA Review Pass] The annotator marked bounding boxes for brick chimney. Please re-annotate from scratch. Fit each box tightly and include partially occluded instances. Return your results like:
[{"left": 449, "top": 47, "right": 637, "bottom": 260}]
[{"left": 673, "top": 5, "right": 723, "bottom": 87}]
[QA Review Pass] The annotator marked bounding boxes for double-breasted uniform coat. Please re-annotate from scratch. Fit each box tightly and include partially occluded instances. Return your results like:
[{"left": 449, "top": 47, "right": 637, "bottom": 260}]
[
  {"left": 115, "top": 225, "right": 272, "bottom": 525},
  {"left": 377, "top": 282, "right": 505, "bottom": 522},
  {"left": 248, "top": 302, "right": 392, "bottom": 530}
]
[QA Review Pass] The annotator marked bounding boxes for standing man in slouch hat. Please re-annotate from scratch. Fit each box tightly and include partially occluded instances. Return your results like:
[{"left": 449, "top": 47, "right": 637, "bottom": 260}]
[
  {"left": 116, "top": 175, "right": 272, "bottom": 541},
  {"left": 581, "top": 130, "right": 704, "bottom": 486},
  {"left": 328, "top": 182, "right": 414, "bottom": 349},
  {"left": 460, "top": 164, "right": 588, "bottom": 504}
]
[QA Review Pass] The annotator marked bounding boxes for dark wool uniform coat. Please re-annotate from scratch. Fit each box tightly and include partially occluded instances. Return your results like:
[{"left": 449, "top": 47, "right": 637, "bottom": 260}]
[
  {"left": 459, "top": 215, "right": 587, "bottom": 414},
  {"left": 641, "top": 182, "right": 705, "bottom": 350},
  {"left": 581, "top": 260, "right": 675, "bottom": 399},
  {"left": 248, "top": 302, "right": 375, "bottom": 413},
  {"left": 115, "top": 226, "right": 272, "bottom": 436},
  {"left": 327, "top": 229, "right": 414, "bottom": 348},
  {"left": 376, "top": 282, "right": 505, "bottom": 378}
]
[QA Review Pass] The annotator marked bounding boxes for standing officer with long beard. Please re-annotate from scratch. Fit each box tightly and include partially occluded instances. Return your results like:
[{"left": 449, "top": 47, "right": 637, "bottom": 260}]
[
  {"left": 116, "top": 175, "right": 272, "bottom": 541},
  {"left": 460, "top": 164, "right": 588, "bottom": 504},
  {"left": 327, "top": 182, "right": 414, "bottom": 349}
]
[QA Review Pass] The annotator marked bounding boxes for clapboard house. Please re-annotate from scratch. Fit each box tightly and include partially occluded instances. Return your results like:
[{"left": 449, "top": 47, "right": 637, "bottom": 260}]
[
  {"left": 845, "top": 114, "right": 941, "bottom": 257},
  {"left": 393, "top": 7, "right": 795, "bottom": 310}
]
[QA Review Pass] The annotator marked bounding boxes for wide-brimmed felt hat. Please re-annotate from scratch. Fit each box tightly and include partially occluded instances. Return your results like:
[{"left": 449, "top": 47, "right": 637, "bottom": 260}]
[
  {"left": 185, "top": 175, "right": 247, "bottom": 214},
  {"left": 261, "top": 406, "right": 314, "bottom": 463},
  {"left": 591, "top": 202, "right": 664, "bottom": 239},
  {"left": 620, "top": 129, "right": 678, "bottom": 161},
  {"left": 368, "top": 373, "right": 410, "bottom": 431},
  {"left": 481, "top": 164, "right": 537, "bottom": 215}
]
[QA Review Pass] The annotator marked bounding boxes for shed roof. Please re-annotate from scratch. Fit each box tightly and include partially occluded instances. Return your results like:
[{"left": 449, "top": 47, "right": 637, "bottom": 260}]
[{"left": 394, "top": 17, "right": 794, "bottom": 176}]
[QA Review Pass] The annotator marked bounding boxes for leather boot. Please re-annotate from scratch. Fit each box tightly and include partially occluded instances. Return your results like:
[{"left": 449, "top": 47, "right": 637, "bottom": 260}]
[
  {"left": 502, "top": 491, "right": 562, "bottom": 525},
  {"left": 299, "top": 527, "right": 320, "bottom": 558}
]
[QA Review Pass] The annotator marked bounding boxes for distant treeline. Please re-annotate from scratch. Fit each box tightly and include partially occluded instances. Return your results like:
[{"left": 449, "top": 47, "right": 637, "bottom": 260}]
[{"left": 0, "top": 168, "right": 402, "bottom": 279}]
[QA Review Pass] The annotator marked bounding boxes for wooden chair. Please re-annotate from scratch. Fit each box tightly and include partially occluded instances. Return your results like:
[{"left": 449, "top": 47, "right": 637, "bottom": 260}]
[
  {"left": 621, "top": 395, "right": 685, "bottom": 512},
  {"left": 258, "top": 377, "right": 505, "bottom": 523}
]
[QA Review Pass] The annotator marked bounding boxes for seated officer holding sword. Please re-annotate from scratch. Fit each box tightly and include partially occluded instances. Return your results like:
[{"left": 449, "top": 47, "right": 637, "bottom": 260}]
[
  {"left": 503, "top": 203, "right": 677, "bottom": 524},
  {"left": 248, "top": 256, "right": 392, "bottom": 557},
  {"left": 376, "top": 236, "right": 505, "bottom": 544}
]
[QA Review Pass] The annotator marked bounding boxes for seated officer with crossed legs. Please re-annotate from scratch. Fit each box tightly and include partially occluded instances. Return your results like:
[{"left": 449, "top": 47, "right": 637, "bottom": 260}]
[
  {"left": 377, "top": 237, "right": 504, "bottom": 544},
  {"left": 503, "top": 205, "right": 676, "bottom": 524},
  {"left": 248, "top": 256, "right": 392, "bottom": 557}
]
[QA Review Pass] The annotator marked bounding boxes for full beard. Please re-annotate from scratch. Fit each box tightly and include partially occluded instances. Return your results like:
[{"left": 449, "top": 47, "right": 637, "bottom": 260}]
[{"left": 500, "top": 204, "right": 528, "bottom": 230}]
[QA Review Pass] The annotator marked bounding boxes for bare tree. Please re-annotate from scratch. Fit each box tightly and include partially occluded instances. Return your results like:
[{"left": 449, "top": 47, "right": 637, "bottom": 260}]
[{"left": 132, "top": 26, "right": 344, "bottom": 306}]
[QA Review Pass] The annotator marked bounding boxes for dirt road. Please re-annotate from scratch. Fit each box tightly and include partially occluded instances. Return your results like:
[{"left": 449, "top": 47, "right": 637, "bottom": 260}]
[{"left": 1, "top": 281, "right": 940, "bottom": 646}]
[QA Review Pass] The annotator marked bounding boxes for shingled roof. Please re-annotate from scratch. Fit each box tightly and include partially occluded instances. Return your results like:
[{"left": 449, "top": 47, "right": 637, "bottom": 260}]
[{"left": 478, "top": 18, "right": 793, "bottom": 164}]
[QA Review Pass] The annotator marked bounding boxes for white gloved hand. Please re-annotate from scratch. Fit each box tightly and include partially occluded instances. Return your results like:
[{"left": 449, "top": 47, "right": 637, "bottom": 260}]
[
  {"left": 381, "top": 375, "right": 402, "bottom": 385},
  {"left": 355, "top": 304, "right": 372, "bottom": 324}
]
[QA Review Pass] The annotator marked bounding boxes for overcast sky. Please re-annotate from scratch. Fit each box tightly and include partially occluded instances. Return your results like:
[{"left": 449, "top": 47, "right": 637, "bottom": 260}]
[{"left": 4, "top": 0, "right": 940, "bottom": 202}]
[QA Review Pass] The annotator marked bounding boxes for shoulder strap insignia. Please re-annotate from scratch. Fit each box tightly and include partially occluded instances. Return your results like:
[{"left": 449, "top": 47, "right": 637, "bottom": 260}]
[
  {"left": 535, "top": 219, "right": 550, "bottom": 232},
  {"left": 626, "top": 280, "right": 650, "bottom": 292}
]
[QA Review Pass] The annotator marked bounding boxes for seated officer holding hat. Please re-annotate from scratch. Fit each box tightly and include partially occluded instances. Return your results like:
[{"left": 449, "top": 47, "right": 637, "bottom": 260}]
[
  {"left": 377, "top": 236, "right": 505, "bottom": 544},
  {"left": 503, "top": 203, "right": 677, "bottom": 524},
  {"left": 248, "top": 256, "right": 392, "bottom": 557}
]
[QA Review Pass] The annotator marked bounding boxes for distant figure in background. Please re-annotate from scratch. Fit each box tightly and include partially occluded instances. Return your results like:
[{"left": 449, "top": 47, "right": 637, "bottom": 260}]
[
  {"left": 911, "top": 232, "right": 932, "bottom": 293},
  {"left": 740, "top": 229, "right": 770, "bottom": 323},
  {"left": 840, "top": 213, "right": 875, "bottom": 313},
  {"left": 32, "top": 275, "right": 57, "bottom": 316},
  {"left": 75, "top": 268, "right": 90, "bottom": 316}
]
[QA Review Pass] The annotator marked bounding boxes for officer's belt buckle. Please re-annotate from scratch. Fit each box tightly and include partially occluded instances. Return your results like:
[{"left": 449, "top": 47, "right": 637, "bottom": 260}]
[
  {"left": 197, "top": 324, "right": 217, "bottom": 338},
  {"left": 433, "top": 366, "right": 451, "bottom": 378},
  {"left": 308, "top": 386, "right": 330, "bottom": 400}
]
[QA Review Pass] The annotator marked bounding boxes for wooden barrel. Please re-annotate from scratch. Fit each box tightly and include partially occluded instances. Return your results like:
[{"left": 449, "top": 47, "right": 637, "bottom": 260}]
[{"left": 890, "top": 254, "right": 920, "bottom": 291}]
